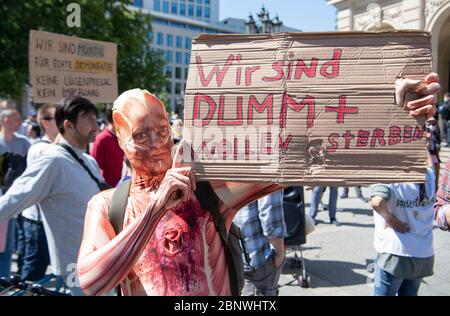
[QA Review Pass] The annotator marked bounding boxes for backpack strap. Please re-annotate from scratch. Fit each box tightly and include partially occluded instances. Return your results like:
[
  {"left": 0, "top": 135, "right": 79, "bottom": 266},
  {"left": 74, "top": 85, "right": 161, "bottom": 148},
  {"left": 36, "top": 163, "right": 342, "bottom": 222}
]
[
  {"left": 107, "top": 179, "right": 132, "bottom": 296},
  {"left": 194, "top": 182, "right": 227, "bottom": 242},
  {"left": 58, "top": 144, "right": 106, "bottom": 191},
  {"left": 108, "top": 179, "right": 132, "bottom": 235},
  {"left": 107, "top": 179, "right": 243, "bottom": 296},
  {"left": 194, "top": 181, "right": 241, "bottom": 296}
]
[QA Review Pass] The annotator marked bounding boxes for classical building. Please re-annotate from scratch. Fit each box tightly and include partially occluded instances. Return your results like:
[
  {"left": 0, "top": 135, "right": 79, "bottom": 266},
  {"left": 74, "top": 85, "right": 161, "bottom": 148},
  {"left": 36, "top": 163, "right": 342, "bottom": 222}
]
[{"left": 327, "top": 0, "right": 450, "bottom": 98}]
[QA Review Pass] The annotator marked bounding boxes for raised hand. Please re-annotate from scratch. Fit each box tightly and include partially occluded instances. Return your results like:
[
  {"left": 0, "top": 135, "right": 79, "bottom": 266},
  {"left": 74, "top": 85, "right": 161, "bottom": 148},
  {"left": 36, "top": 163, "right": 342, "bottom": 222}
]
[
  {"left": 154, "top": 142, "right": 196, "bottom": 210},
  {"left": 395, "top": 72, "right": 441, "bottom": 120}
]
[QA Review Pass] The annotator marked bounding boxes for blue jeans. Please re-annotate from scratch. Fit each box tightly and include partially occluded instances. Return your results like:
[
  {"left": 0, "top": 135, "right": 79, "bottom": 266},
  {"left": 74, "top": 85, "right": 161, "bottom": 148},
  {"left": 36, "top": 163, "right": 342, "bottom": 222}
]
[
  {"left": 374, "top": 261, "right": 422, "bottom": 296},
  {"left": 15, "top": 215, "right": 25, "bottom": 275},
  {"left": 21, "top": 218, "right": 50, "bottom": 281},
  {"left": 0, "top": 220, "right": 15, "bottom": 279},
  {"left": 242, "top": 255, "right": 286, "bottom": 296},
  {"left": 309, "top": 186, "right": 337, "bottom": 220}
]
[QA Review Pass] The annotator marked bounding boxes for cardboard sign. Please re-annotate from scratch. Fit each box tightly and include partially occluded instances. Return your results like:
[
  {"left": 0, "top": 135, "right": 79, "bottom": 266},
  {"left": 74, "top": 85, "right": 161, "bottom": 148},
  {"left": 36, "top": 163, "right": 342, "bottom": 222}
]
[
  {"left": 29, "top": 30, "right": 118, "bottom": 103},
  {"left": 183, "top": 31, "right": 432, "bottom": 186}
]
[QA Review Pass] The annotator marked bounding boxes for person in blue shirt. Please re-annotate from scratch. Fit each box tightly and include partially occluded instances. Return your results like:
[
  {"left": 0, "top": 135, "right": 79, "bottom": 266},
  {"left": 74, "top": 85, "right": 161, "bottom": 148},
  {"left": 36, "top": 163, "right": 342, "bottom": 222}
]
[{"left": 233, "top": 190, "right": 287, "bottom": 296}]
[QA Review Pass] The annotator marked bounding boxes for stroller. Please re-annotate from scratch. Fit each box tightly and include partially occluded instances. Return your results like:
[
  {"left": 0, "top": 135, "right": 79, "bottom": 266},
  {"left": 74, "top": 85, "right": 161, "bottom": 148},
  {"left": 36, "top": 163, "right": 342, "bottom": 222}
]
[{"left": 282, "top": 186, "right": 310, "bottom": 288}]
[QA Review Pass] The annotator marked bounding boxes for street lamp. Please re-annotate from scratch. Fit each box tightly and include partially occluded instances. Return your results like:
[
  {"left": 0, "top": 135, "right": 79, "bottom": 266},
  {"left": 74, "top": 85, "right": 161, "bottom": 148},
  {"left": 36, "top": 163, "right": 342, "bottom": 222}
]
[
  {"left": 273, "top": 15, "right": 283, "bottom": 33},
  {"left": 262, "top": 11, "right": 272, "bottom": 34},
  {"left": 245, "top": 13, "right": 257, "bottom": 34},
  {"left": 245, "top": 5, "right": 283, "bottom": 34}
]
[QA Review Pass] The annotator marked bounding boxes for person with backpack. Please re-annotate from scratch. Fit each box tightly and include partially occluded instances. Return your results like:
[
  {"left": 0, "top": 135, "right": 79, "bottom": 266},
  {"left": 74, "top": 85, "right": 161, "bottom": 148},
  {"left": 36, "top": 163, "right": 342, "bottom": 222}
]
[
  {"left": 77, "top": 89, "right": 254, "bottom": 296},
  {"left": 0, "top": 97, "right": 105, "bottom": 295},
  {"left": 76, "top": 73, "right": 438, "bottom": 296},
  {"left": 233, "top": 190, "right": 286, "bottom": 296},
  {"left": 0, "top": 109, "right": 30, "bottom": 279},
  {"left": 19, "top": 104, "right": 59, "bottom": 281}
]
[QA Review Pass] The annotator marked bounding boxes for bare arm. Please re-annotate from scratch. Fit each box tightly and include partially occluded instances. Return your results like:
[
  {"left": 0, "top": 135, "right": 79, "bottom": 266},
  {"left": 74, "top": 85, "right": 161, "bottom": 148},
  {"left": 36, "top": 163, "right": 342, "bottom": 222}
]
[
  {"left": 210, "top": 181, "right": 284, "bottom": 211},
  {"left": 77, "top": 192, "right": 167, "bottom": 296},
  {"left": 77, "top": 165, "right": 194, "bottom": 296},
  {"left": 269, "top": 237, "right": 285, "bottom": 268},
  {"left": 370, "top": 196, "right": 410, "bottom": 233},
  {"left": 210, "top": 181, "right": 285, "bottom": 231}
]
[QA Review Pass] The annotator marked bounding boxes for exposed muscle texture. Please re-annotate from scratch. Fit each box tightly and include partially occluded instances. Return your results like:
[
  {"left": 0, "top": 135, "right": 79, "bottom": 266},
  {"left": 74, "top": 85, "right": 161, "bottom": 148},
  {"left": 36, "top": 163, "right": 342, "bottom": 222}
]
[
  {"left": 77, "top": 89, "right": 280, "bottom": 296},
  {"left": 78, "top": 182, "right": 230, "bottom": 296},
  {"left": 211, "top": 181, "right": 283, "bottom": 224}
]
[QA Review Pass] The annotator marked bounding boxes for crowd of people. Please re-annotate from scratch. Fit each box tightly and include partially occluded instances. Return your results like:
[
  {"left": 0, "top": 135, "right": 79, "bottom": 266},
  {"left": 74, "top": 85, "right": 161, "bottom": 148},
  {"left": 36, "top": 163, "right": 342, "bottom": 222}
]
[{"left": 0, "top": 74, "right": 448, "bottom": 297}]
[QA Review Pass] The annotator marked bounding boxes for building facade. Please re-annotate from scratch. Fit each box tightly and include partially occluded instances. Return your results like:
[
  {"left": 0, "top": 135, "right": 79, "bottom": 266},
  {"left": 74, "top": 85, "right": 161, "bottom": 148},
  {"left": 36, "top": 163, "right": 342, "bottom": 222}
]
[
  {"left": 328, "top": 0, "right": 450, "bottom": 99},
  {"left": 132, "top": 0, "right": 300, "bottom": 115},
  {"left": 132, "top": 0, "right": 231, "bottom": 114}
]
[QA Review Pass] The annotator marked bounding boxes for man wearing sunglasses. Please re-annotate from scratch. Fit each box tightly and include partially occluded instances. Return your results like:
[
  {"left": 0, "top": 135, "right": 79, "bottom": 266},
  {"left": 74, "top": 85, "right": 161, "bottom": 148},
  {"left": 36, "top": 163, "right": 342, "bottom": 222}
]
[{"left": 18, "top": 104, "right": 59, "bottom": 282}]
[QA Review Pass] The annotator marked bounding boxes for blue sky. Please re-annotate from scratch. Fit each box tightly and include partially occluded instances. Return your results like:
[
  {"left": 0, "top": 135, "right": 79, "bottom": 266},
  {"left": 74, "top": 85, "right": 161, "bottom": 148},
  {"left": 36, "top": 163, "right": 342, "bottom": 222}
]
[{"left": 220, "top": 0, "right": 337, "bottom": 32}]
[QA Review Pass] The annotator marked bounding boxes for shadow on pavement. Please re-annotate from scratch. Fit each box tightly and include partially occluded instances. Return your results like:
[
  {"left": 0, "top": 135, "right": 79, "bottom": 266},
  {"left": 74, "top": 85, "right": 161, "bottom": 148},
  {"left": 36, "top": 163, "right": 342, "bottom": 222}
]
[
  {"left": 281, "top": 257, "right": 373, "bottom": 289},
  {"left": 340, "top": 207, "right": 373, "bottom": 217},
  {"left": 335, "top": 222, "right": 374, "bottom": 229},
  {"left": 313, "top": 219, "right": 374, "bottom": 228}
]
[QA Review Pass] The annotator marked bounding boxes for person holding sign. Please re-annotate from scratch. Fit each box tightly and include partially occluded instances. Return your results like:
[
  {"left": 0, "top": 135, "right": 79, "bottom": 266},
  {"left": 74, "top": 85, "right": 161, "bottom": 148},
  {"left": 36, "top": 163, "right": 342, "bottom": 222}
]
[
  {"left": 370, "top": 151, "right": 435, "bottom": 296},
  {"left": 76, "top": 72, "right": 439, "bottom": 296}
]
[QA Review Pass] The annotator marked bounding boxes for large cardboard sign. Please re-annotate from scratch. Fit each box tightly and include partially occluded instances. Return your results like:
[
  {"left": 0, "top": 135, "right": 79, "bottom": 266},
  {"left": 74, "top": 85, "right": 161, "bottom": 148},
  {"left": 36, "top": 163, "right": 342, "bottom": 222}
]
[
  {"left": 183, "top": 32, "right": 432, "bottom": 186},
  {"left": 29, "top": 30, "right": 118, "bottom": 103}
]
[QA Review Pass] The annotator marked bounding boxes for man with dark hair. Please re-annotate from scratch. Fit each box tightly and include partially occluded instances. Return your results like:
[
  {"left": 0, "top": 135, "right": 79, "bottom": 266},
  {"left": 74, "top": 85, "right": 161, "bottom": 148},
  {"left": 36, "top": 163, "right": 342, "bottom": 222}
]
[
  {"left": 90, "top": 105, "right": 124, "bottom": 187},
  {"left": 0, "top": 97, "right": 104, "bottom": 295}
]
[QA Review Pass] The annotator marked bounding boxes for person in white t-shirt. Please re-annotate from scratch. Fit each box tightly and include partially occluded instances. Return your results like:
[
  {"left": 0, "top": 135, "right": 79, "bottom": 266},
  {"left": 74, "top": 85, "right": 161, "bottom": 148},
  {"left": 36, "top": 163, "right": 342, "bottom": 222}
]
[{"left": 370, "top": 150, "right": 435, "bottom": 296}]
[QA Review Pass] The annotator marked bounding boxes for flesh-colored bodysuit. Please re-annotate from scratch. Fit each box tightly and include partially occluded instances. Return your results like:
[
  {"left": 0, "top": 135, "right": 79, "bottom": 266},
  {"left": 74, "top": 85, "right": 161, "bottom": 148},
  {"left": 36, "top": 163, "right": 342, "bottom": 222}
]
[
  {"left": 77, "top": 73, "right": 439, "bottom": 296},
  {"left": 77, "top": 89, "right": 279, "bottom": 296}
]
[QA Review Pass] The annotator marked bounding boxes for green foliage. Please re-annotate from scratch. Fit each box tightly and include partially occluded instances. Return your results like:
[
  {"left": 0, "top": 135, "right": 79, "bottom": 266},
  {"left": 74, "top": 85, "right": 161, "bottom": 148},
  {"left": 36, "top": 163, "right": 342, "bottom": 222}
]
[
  {"left": 157, "top": 90, "right": 171, "bottom": 114},
  {"left": 0, "top": 0, "right": 167, "bottom": 99}
]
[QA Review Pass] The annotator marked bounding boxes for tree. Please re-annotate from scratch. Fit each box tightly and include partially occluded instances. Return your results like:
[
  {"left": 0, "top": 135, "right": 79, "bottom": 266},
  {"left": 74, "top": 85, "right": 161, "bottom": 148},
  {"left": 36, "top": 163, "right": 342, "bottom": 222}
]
[
  {"left": 0, "top": 0, "right": 167, "bottom": 100},
  {"left": 158, "top": 91, "right": 171, "bottom": 114}
]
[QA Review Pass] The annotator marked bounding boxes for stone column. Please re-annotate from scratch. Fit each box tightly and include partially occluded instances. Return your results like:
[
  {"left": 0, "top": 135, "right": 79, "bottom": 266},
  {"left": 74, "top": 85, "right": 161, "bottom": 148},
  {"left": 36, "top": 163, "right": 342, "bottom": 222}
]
[
  {"left": 402, "top": 0, "right": 423, "bottom": 29},
  {"left": 336, "top": 6, "right": 354, "bottom": 31}
]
